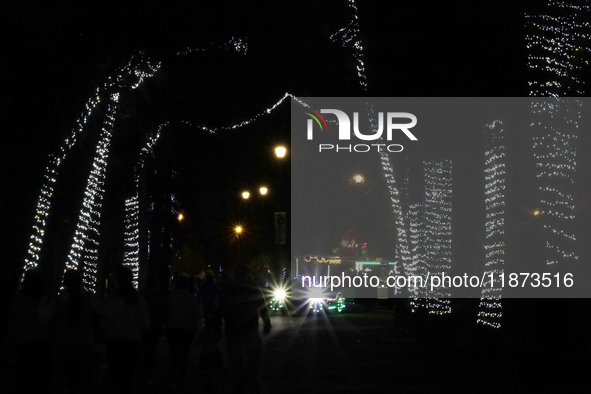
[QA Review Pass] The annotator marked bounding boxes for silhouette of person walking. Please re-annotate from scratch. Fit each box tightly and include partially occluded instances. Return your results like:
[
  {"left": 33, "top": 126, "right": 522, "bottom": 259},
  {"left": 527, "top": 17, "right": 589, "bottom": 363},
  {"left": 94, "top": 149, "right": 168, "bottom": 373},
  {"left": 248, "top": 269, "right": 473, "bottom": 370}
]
[
  {"left": 140, "top": 275, "right": 167, "bottom": 386},
  {"left": 94, "top": 267, "right": 150, "bottom": 394},
  {"left": 166, "top": 273, "right": 200, "bottom": 389},
  {"left": 55, "top": 269, "right": 96, "bottom": 394},
  {"left": 6, "top": 270, "right": 55, "bottom": 394},
  {"left": 198, "top": 270, "right": 218, "bottom": 336},
  {"left": 218, "top": 263, "right": 271, "bottom": 393}
]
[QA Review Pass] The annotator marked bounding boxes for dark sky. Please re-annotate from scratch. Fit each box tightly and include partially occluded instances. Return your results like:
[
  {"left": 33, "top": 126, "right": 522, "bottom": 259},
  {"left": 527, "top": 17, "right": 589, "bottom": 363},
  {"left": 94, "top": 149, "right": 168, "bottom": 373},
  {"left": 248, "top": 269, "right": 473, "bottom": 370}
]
[{"left": 0, "top": 0, "right": 571, "bottom": 294}]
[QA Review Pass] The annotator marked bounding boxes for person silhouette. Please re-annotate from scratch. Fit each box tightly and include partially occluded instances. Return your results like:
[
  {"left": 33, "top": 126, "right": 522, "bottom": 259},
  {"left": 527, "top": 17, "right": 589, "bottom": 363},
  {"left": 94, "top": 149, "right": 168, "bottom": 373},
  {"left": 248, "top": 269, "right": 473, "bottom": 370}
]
[
  {"left": 6, "top": 270, "right": 55, "bottom": 394},
  {"left": 55, "top": 269, "right": 95, "bottom": 394},
  {"left": 166, "top": 272, "right": 200, "bottom": 389},
  {"left": 94, "top": 267, "right": 150, "bottom": 394},
  {"left": 198, "top": 270, "right": 218, "bottom": 337},
  {"left": 218, "top": 263, "right": 271, "bottom": 393},
  {"left": 140, "top": 274, "right": 167, "bottom": 387}
]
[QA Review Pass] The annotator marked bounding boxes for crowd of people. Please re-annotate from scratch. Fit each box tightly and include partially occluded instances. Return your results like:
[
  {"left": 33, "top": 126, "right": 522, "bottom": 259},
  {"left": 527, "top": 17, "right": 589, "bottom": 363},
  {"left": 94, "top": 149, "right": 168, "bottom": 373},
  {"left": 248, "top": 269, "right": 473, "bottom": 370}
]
[{"left": 5, "top": 264, "right": 272, "bottom": 394}]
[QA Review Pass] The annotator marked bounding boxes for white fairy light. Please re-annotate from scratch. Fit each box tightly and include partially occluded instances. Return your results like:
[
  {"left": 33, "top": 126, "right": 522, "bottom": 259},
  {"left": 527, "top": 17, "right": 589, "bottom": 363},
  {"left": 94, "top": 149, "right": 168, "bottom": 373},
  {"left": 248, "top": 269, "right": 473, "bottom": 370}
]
[
  {"left": 179, "top": 92, "right": 296, "bottom": 134},
  {"left": 176, "top": 36, "right": 248, "bottom": 56},
  {"left": 422, "top": 160, "right": 453, "bottom": 315},
  {"left": 330, "top": 0, "right": 368, "bottom": 90},
  {"left": 526, "top": 1, "right": 588, "bottom": 267},
  {"left": 407, "top": 161, "right": 453, "bottom": 314},
  {"left": 525, "top": 1, "right": 591, "bottom": 97},
  {"left": 329, "top": 0, "right": 413, "bottom": 280},
  {"left": 123, "top": 194, "right": 140, "bottom": 289},
  {"left": 33, "top": 53, "right": 160, "bottom": 292},
  {"left": 408, "top": 202, "right": 427, "bottom": 301},
  {"left": 477, "top": 121, "right": 506, "bottom": 329},
  {"left": 23, "top": 88, "right": 102, "bottom": 277}
]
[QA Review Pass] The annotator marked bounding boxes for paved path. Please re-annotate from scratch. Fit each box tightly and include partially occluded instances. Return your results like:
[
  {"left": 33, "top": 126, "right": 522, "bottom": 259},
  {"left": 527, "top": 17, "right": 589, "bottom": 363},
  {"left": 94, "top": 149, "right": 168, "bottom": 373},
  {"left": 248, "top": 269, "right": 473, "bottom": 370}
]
[{"left": 2, "top": 303, "right": 588, "bottom": 393}]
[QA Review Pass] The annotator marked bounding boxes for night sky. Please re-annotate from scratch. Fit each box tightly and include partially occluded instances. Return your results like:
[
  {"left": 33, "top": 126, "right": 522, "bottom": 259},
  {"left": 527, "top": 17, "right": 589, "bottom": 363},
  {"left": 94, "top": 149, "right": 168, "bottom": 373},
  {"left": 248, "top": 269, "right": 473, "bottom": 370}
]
[{"left": 1, "top": 0, "right": 586, "bottom": 298}]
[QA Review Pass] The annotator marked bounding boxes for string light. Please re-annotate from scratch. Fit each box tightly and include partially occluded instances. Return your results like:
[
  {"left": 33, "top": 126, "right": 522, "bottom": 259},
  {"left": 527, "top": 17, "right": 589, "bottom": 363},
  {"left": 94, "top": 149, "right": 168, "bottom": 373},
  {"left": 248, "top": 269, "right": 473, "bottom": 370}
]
[
  {"left": 526, "top": 1, "right": 587, "bottom": 267},
  {"left": 21, "top": 6, "right": 370, "bottom": 291},
  {"left": 129, "top": 123, "right": 164, "bottom": 282},
  {"left": 64, "top": 91, "right": 119, "bottom": 292},
  {"left": 330, "top": 0, "right": 415, "bottom": 298},
  {"left": 21, "top": 52, "right": 160, "bottom": 290},
  {"left": 530, "top": 101, "right": 580, "bottom": 266},
  {"left": 176, "top": 36, "right": 248, "bottom": 57},
  {"left": 525, "top": 1, "right": 590, "bottom": 97},
  {"left": 62, "top": 54, "right": 160, "bottom": 292},
  {"left": 23, "top": 87, "right": 102, "bottom": 276},
  {"left": 180, "top": 92, "right": 300, "bottom": 134},
  {"left": 330, "top": 0, "right": 368, "bottom": 90},
  {"left": 477, "top": 121, "right": 505, "bottom": 329},
  {"left": 329, "top": 0, "right": 422, "bottom": 306},
  {"left": 408, "top": 202, "right": 426, "bottom": 302},
  {"left": 422, "top": 160, "right": 453, "bottom": 315},
  {"left": 123, "top": 194, "right": 140, "bottom": 289},
  {"left": 406, "top": 161, "right": 453, "bottom": 314}
]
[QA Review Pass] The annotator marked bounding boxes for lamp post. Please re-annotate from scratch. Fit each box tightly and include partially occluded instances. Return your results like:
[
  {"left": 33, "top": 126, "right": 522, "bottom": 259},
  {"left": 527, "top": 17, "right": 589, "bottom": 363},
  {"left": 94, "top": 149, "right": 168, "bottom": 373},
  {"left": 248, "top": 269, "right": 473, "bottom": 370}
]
[
  {"left": 231, "top": 146, "right": 289, "bottom": 273},
  {"left": 272, "top": 145, "right": 289, "bottom": 278}
]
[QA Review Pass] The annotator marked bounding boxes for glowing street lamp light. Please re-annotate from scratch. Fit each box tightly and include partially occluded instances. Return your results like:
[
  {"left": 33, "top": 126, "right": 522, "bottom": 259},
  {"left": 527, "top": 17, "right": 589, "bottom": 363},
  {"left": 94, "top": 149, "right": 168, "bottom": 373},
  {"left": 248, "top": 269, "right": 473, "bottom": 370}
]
[
  {"left": 275, "top": 146, "right": 287, "bottom": 158},
  {"left": 354, "top": 174, "right": 364, "bottom": 183},
  {"left": 177, "top": 213, "right": 184, "bottom": 222},
  {"left": 242, "top": 191, "right": 250, "bottom": 199},
  {"left": 259, "top": 187, "right": 268, "bottom": 195},
  {"left": 231, "top": 220, "right": 246, "bottom": 238}
]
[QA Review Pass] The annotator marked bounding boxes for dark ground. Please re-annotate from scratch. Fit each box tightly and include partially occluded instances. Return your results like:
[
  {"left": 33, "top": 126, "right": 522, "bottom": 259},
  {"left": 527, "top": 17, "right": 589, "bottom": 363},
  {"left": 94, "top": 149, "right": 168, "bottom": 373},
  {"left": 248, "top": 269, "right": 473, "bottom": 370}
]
[{"left": 3, "top": 300, "right": 588, "bottom": 394}]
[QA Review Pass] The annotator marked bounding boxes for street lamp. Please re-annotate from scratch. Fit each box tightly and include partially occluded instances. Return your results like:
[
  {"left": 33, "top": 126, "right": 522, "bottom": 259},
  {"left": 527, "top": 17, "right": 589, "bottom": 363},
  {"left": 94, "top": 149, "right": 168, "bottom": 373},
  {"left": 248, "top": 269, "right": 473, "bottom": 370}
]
[
  {"left": 177, "top": 213, "right": 184, "bottom": 222},
  {"left": 234, "top": 226, "right": 243, "bottom": 237},
  {"left": 242, "top": 191, "right": 250, "bottom": 199},
  {"left": 354, "top": 174, "right": 364, "bottom": 184},
  {"left": 259, "top": 186, "right": 268, "bottom": 195},
  {"left": 275, "top": 146, "right": 287, "bottom": 158}
]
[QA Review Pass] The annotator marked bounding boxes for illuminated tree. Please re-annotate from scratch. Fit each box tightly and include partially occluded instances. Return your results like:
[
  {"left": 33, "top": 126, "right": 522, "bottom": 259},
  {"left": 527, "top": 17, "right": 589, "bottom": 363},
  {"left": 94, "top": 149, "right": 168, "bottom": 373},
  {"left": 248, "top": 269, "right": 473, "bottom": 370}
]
[
  {"left": 477, "top": 121, "right": 506, "bottom": 329},
  {"left": 526, "top": 1, "right": 590, "bottom": 267}
]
